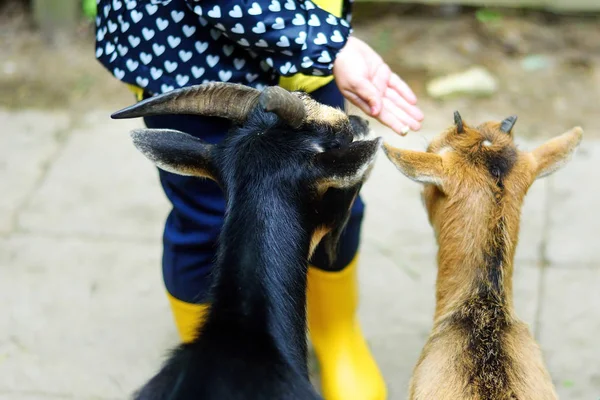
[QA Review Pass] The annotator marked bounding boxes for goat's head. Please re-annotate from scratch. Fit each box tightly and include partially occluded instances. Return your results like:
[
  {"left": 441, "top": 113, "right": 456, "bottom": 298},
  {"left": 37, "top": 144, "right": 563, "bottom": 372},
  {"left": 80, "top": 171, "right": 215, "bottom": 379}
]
[
  {"left": 112, "top": 83, "right": 380, "bottom": 263},
  {"left": 383, "top": 112, "right": 582, "bottom": 234}
]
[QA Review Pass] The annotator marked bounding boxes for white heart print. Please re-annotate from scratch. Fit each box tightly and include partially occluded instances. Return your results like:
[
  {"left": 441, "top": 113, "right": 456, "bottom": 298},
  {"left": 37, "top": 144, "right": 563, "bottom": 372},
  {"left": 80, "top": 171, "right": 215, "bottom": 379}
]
[
  {"left": 112, "top": 0, "right": 122, "bottom": 11},
  {"left": 231, "top": 23, "right": 244, "bottom": 34},
  {"left": 156, "top": 18, "right": 169, "bottom": 31},
  {"left": 171, "top": 10, "right": 184, "bottom": 23},
  {"left": 117, "top": 44, "right": 128, "bottom": 56},
  {"left": 140, "top": 52, "right": 153, "bottom": 65},
  {"left": 150, "top": 67, "right": 163, "bottom": 80},
  {"left": 223, "top": 45, "right": 234, "bottom": 57},
  {"left": 121, "top": 21, "right": 130, "bottom": 32},
  {"left": 114, "top": 67, "right": 125, "bottom": 80},
  {"left": 136, "top": 76, "right": 149, "bottom": 87},
  {"left": 229, "top": 5, "right": 243, "bottom": 18},
  {"left": 317, "top": 50, "right": 331, "bottom": 63},
  {"left": 126, "top": 1, "right": 137, "bottom": 10},
  {"left": 109, "top": 52, "right": 118, "bottom": 62},
  {"left": 292, "top": 14, "right": 305, "bottom": 25},
  {"left": 246, "top": 73, "right": 258, "bottom": 83},
  {"left": 161, "top": 84, "right": 174, "bottom": 93},
  {"left": 168, "top": 35, "right": 181, "bottom": 48},
  {"left": 95, "top": 47, "right": 103, "bottom": 58},
  {"left": 252, "top": 22, "right": 266, "bottom": 34},
  {"left": 238, "top": 38, "right": 250, "bottom": 46},
  {"left": 272, "top": 17, "right": 285, "bottom": 29},
  {"left": 219, "top": 70, "right": 232, "bottom": 81},
  {"left": 304, "top": 1, "right": 315, "bottom": 10},
  {"left": 105, "top": 41, "right": 116, "bottom": 55},
  {"left": 248, "top": 3, "right": 262, "bottom": 15},
  {"left": 145, "top": 4, "right": 158, "bottom": 15},
  {"left": 207, "top": 5, "right": 221, "bottom": 18},
  {"left": 183, "top": 25, "right": 196, "bottom": 37},
  {"left": 210, "top": 29, "right": 222, "bottom": 40},
  {"left": 314, "top": 32, "right": 327, "bottom": 45},
  {"left": 128, "top": 35, "right": 141, "bottom": 47},
  {"left": 206, "top": 55, "right": 220, "bottom": 68},
  {"left": 255, "top": 39, "right": 268, "bottom": 48},
  {"left": 176, "top": 74, "right": 189, "bottom": 86},
  {"left": 108, "top": 20, "right": 118, "bottom": 33},
  {"left": 131, "top": 10, "right": 143, "bottom": 23},
  {"left": 164, "top": 60, "right": 178, "bottom": 73},
  {"left": 308, "top": 15, "right": 320, "bottom": 26},
  {"left": 326, "top": 14, "right": 338, "bottom": 25},
  {"left": 331, "top": 30, "right": 344, "bottom": 43},
  {"left": 284, "top": 0, "right": 295, "bottom": 10},
  {"left": 301, "top": 57, "right": 313, "bottom": 68},
  {"left": 126, "top": 59, "right": 139, "bottom": 71},
  {"left": 280, "top": 62, "right": 292, "bottom": 74},
  {"left": 179, "top": 50, "right": 192, "bottom": 62},
  {"left": 195, "top": 41, "right": 208, "bottom": 54},
  {"left": 295, "top": 31, "right": 306, "bottom": 44},
  {"left": 268, "top": 0, "right": 280, "bottom": 12},
  {"left": 153, "top": 43, "right": 166, "bottom": 56},
  {"left": 142, "top": 27, "right": 155, "bottom": 40},
  {"left": 276, "top": 36, "right": 290, "bottom": 47},
  {"left": 233, "top": 58, "right": 246, "bottom": 70},
  {"left": 194, "top": 5, "right": 202, "bottom": 15},
  {"left": 191, "top": 66, "right": 205, "bottom": 78},
  {"left": 265, "top": 58, "right": 274, "bottom": 67}
]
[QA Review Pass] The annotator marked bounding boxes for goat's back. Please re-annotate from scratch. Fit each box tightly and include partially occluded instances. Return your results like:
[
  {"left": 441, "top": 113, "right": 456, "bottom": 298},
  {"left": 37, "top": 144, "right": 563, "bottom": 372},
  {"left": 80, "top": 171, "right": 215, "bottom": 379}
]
[
  {"left": 134, "top": 326, "right": 320, "bottom": 400},
  {"left": 409, "top": 318, "right": 557, "bottom": 400}
]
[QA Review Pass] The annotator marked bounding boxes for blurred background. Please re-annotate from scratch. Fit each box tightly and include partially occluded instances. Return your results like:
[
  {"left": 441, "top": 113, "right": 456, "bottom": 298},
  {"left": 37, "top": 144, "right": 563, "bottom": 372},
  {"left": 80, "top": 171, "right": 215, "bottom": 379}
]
[{"left": 0, "top": 1, "right": 598, "bottom": 399}]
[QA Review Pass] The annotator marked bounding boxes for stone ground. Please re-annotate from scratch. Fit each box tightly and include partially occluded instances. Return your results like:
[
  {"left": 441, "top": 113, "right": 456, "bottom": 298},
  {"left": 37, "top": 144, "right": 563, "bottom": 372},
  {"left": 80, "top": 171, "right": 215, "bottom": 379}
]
[{"left": 0, "top": 106, "right": 598, "bottom": 400}]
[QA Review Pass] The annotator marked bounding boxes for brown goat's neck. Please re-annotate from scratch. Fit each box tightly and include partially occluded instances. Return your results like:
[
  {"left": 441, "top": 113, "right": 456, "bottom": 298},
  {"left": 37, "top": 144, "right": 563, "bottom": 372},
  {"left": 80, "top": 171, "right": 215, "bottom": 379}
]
[{"left": 433, "top": 197, "right": 521, "bottom": 321}]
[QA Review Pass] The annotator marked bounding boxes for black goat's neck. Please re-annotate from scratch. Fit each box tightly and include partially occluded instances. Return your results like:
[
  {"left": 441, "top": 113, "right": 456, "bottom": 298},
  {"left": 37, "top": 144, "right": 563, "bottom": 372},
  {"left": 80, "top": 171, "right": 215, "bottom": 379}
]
[{"left": 206, "top": 183, "right": 312, "bottom": 372}]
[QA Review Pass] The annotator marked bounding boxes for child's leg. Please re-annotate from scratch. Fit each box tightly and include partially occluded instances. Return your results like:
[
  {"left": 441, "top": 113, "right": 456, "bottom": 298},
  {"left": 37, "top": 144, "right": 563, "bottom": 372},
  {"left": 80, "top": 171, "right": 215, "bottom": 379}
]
[
  {"left": 143, "top": 112, "right": 230, "bottom": 343},
  {"left": 307, "top": 82, "right": 387, "bottom": 400}
]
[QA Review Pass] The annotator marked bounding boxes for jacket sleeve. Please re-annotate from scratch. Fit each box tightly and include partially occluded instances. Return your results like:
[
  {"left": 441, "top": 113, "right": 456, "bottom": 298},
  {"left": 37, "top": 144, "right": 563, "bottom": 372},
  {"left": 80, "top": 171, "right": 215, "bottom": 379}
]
[{"left": 184, "top": 0, "right": 352, "bottom": 77}]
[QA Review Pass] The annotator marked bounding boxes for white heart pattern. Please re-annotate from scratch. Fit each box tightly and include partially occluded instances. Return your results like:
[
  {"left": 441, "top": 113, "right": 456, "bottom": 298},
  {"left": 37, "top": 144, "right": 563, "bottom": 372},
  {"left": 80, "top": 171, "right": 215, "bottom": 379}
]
[
  {"left": 195, "top": 41, "right": 208, "bottom": 54},
  {"left": 317, "top": 50, "right": 331, "bottom": 63},
  {"left": 117, "top": 44, "right": 128, "bottom": 56},
  {"left": 191, "top": 66, "right": 205, "bottom": 78},
  {"left": 156, "top": 18, "right": 169, "bottom": 31},
  {"left": 272, "top": 17, "right": 285, "bottom": 30},
  {"left": 295, "top": 31, "right": 306, "bottom": 44},
  {"left": 206, "top": 55, "right": 220, "bottom": 68},
  {"left": 276, "top": 36, "right": 290, "bottom": 47},
  {"left": 231, "top": 23, "right": 244, "bottom": 34},
  {"left": 130, "top": 10, "right": 143, "bottom": 23},
  {"left": 176, "top": 74, "right": 189, "bottom": 86},
  {"left": 331, "top": 30, "right": 344, "bottom": 43},
  {"left": 179, "top": 50, "right": 192, "bottom": 62},
  {"left": 284, "top": 0, "right": 295, "bottom": 10},
  {"left": 141, "top": 27, "right": 155, "bottom": 40},
  {"left": 150, "top": 67, "right": 163, "bottom": 80},
  {"left": 167, "top": 35, "right": 181, "bottom": 48},
  {"left": 233, "top": 58, "right": 246, "bottom": 70},
  {"left": 136, "top": 76, "right": 149, "bottom": 87},
  {"left": 182, "top": 25, "right": 196, "bottom": 37},
  {"left": 114, "top": 67, "right": 125, "bottom": 80},
  {"left": 126, "top": 58, "right": 139, "bottom": 71},
  {"left": 223, "top": 45, "right": 234, "bottom": 57},
  {"left": 145, "top": 4, "right": 158, "bottom": 15},
  {"left": 219, "top": 70, "right": 232, "bottom": 81},
  {"left": 161, "top": 84, "right": 174, "bottom": 93},
  {"left": 292, "top": 14, "right": 305, "bottom": 25},
  {"left": 140, "top": 52, "right": 153, "bottom": 65},
  {"left": 252, "top": 22, "right": 266, "bottom": 34},
  {"left": 164, "top": 60, "right": 178, "bottom": 73},
  {"left": 248, "top": 2, "right": 262, "bottom": 15},
  {"left": 171, "top": 10, "right": 184, "bottom": 23},
  {"left": 268, "top": 0, "right": 280, "bottom": 12},
  {"left": 207, "top": 5, "right": 221, "bottom": 18},
  {"left": 314, "top": 32, "right": 327, "bottom": 45},
  {"left": 229, "top": 5, "right": 243, "bottom": 18},
  {"left": 153, "top": 43, "right": 166, "bottom": 56},
  {"left": 301, "top": 57, "right": 314, "bottom": 68},
  {"left": 326, "top": 14, "right": 338, "bottom": 25},
  {"left": 255, "top": 39, "right": 268, "bottom": 48},
  {"left": 308, "top": 15, "right": 320, "bottom": 26}
]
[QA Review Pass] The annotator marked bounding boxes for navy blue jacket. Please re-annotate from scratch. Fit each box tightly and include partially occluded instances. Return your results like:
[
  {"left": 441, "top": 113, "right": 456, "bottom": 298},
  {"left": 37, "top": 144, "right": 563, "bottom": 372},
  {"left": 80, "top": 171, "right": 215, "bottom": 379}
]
[{"left": 95, "top": 0, "right": 353, "bottom": 95}]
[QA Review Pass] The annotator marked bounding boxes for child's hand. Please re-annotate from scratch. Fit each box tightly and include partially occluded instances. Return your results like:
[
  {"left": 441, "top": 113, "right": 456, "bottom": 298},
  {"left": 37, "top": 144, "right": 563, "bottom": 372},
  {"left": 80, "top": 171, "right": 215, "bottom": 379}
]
[{"left": 333, "top": 37, "right": 424, "bottom": 135}]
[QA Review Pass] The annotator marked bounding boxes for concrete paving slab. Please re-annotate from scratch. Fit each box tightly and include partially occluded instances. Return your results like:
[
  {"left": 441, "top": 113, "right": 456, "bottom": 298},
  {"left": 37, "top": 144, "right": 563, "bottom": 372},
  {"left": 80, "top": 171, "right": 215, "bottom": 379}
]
[
  {"left": 0, "top": 110, "right": 69, "bottom": 234},
  {"left": 546, "top": 142, "right": 600, "bottom": 266},
  {"left": 538, "top": 268, "right": 600, "bottom": 400},
  {"left": 17, "top": 111, "right": 171, "bottom": 240},
  {"left": 0, "top": 234, "right": 176, "bottom": 399},
  {"left": 356, "top": 240, "right": 541, "bottom": 339}
]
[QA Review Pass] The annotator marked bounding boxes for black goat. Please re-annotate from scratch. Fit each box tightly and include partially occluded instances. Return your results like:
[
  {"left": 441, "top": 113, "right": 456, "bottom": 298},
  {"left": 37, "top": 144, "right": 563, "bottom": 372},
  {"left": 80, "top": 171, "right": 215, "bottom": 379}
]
[{"left": 111, "top": 83, "right": 381, "bottom": 400}]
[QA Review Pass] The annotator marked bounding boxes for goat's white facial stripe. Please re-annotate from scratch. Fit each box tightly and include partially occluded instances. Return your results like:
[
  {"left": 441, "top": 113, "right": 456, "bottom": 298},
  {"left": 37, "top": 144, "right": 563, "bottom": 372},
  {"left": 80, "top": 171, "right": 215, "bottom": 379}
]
[{"left": 483, "top": 140, "right": 493, "bottom": 147}]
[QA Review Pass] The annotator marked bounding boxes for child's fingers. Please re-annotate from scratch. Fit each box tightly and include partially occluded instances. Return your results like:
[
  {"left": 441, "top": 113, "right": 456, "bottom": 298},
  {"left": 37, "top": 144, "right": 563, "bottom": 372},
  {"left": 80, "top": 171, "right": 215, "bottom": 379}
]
[
  {"left": 389, "top": 73, "right": 418, "bottom": 105},
  {"left": 377, "top": 106, "right": 410, "bottom": 136},
  {"left": 343, "top": 90, "right": 372, "bottom": 116},
  {"left": 349, "top": 79, "right": 383, "bottom": 116},
  {"left": 383, "top": 97, "right": 421, "bottom": 131},
  {"left": 385, "top": 88, "right": 424, "bottom": 122}
]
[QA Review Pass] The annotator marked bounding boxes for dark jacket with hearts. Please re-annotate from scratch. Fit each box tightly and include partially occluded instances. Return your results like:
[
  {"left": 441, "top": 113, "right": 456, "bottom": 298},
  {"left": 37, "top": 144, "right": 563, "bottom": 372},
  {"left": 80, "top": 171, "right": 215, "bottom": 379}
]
[{"left": 95, "top": 0, "right": 352, "bottom": 96}]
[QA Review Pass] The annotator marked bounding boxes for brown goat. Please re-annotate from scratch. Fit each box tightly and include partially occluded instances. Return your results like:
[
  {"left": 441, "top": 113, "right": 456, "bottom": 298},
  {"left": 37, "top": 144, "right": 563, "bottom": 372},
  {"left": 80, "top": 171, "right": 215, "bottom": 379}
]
[{"left": 384, "top": 113, "right": 582, "bottom": 400}]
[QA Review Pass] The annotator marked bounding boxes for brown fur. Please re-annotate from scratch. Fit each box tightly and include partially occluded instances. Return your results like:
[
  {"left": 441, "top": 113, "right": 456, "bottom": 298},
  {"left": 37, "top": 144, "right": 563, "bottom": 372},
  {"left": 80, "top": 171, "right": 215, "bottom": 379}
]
[{"left": 384, "top": 116, "right": 583, "bottom": 400}]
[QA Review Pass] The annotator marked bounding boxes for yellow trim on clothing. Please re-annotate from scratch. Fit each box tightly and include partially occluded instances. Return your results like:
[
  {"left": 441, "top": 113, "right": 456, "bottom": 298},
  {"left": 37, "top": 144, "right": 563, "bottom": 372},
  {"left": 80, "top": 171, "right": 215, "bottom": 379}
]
[
  {"left": 278, "top": 0, "right": 342, "bottom": 93},
  {"left": 166, "top": 291, "right": 209, "bottom": 343}
]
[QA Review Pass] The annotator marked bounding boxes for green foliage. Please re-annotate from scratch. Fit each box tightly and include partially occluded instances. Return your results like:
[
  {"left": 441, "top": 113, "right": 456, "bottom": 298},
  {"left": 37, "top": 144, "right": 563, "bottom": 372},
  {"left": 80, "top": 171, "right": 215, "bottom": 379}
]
[
  {"left": 82, "top": 0, "right": 97, "bottom": 19},
  {"left": 475, "top": 8, "right": 503, "bottom": 23}
]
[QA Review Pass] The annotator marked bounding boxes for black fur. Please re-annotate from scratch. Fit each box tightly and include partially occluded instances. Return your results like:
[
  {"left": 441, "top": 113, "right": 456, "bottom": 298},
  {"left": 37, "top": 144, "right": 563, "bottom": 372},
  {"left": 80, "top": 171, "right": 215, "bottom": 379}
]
[{"left": 131, "top": 105, "right": 376, "bottom": 400}]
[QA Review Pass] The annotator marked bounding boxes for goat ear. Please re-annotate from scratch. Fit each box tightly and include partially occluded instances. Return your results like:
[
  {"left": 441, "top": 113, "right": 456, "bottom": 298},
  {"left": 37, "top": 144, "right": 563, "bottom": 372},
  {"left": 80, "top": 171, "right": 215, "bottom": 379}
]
[
  {"left": 130, "top": 129, "right": 218, "bottom": 181},
  {"left": 313, "top": 138, "right": 382, "bottom": 193},
  {"left": 383, "top": 143, "right": 444, "bottom": 186},
  {"left": 530, "top": 127, "right": 583, "bottom": 180}
]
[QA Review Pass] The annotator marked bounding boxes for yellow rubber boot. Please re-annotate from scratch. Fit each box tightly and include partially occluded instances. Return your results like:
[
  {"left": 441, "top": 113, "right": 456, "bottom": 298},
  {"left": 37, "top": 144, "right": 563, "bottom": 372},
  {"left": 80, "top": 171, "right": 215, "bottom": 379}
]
[
  {"left": 307, "top": 255, "right": 387, "bottom": 400},
  {"left": 166, "top": 292, "right": 209, "bottom": 343}
]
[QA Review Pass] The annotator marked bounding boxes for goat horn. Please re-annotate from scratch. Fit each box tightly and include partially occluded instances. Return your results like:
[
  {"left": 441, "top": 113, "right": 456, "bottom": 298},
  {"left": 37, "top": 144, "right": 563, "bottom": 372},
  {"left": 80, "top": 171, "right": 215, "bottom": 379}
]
[
  {"left": 500, "top": 115, "right": 518, "bottom": 133},
  {"left": 454, "top": 111, "right": 464, "bottom": 133},
  {"left": 111, "top": 83, "right": 261, "bottom": 122},
  {"left": 259, "top": 86, "right": 306, "bottom": 129}
]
